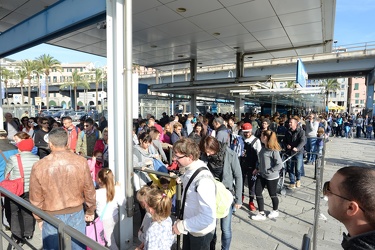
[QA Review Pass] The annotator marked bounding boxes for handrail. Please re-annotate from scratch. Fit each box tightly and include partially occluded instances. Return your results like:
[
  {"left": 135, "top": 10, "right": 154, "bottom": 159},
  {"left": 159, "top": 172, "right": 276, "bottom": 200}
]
[
  {"left": 133, "top": 166, "right": 182, "bottom": 250},
  {"left": 0, "top": 187, "right": 107, "bottom": 250}
]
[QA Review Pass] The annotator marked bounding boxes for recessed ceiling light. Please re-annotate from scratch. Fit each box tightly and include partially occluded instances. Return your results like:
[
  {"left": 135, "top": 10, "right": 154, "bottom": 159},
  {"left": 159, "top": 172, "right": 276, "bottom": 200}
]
[
  {"left": 150, "top": 45, "right": 157, "bottom": 48},
  {"left": 247, "top": 56, "right": 253, "bottom": 59},
  {"left": 233, "top": 46, "right": 240, "bottom": 49},
  {"left": 198, "top": 62, "right": 203, "bottom": 65},
  {"left": 176, "top": 8, "right": 187, "bottom": 13},
  {"left": 213, "top": 32, "right": 221, "bottom": 36},
  {"left": 178, "top": 55, "right": 184, "bottom": 58}
]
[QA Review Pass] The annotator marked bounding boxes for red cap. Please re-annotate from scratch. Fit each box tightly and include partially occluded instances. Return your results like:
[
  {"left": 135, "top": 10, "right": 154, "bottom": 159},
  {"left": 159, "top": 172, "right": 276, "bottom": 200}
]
[{"left": 241, "top": 123, "right": 252, "bottom": 132}]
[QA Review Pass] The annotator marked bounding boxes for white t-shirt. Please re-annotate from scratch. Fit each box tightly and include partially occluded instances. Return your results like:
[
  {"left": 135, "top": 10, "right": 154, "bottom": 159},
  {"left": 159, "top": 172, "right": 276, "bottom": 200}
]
[{"left": 96, "top": 185, "right": 126, "bottom": 220}]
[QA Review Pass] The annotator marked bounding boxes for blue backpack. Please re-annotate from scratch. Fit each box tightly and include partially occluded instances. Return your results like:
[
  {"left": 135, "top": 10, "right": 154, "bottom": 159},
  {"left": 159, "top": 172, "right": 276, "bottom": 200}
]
[{"left": 229, "top": 134, "right": 245, "bottom": 157}]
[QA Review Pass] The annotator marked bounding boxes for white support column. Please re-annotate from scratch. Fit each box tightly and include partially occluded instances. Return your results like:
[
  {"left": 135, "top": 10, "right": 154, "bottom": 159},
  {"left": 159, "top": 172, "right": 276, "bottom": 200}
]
[
  {"left": 234, "top": 98, "right": 244, "bottom": 121},
  {"left": 106, "top": 0, "right": 133, "bottom": 249},
  {"left": 271, "top": 97, "right": 277, "bottom": 115}
]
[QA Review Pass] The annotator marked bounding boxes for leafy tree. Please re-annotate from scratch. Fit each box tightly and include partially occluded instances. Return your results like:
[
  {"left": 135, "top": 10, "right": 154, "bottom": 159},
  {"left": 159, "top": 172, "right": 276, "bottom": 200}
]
[
  {"left": 21, "top": 59, "right": 40, "bottom": 104},
  {"left": 36, "top": 54, "right": 61, "bottom": 109},
  {"left": 0, "top": 68, "right": 13, "bottom": 105},
  {"left": 93, "top": 68, "right": 106, "bottom": 110},
  {"left": 321, "top": 79, "right": 340, "bottom": 107},
  {"left": 17, "top": 69, "right": 27, "bottom": 104},
  {"left": 60, "top": 69, "right": 90, "bottom": 110}
]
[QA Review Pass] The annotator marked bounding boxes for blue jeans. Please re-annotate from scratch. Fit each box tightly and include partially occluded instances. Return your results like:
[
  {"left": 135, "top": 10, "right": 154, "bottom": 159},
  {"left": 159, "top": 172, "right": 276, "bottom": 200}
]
[
  {"left": 287, "top": 153, "right": 303, "bottom": 184},
  {"left": 305, "top": 138, "right": 317, "bottom": 163},
  {"left": 211, "top": 205, "right": 233, "bottom": 250},
  {"left": 42, "top": 209, "right": 85, "bottom": 250}
]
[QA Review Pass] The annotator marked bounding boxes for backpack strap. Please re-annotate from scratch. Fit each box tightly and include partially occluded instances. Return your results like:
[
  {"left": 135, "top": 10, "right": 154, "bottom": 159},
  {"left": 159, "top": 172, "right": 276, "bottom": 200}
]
[
  {"left": 16, "top": 154, "right": 24, "bottom": 179},
  {"left": 178, "top": 167, "right": 206, "bottom": 220}
]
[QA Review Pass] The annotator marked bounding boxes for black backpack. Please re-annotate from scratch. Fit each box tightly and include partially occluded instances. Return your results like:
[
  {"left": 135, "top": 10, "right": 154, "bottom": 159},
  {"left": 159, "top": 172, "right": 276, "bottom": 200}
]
[{"left": 241, "top": 138, "right": 259, "bottom": 169}]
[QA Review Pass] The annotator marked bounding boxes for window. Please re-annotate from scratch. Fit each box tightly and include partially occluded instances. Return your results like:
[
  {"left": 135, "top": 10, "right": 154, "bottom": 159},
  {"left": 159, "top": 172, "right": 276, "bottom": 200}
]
[
  {"left": 355, "top": 100, "right": 359, "bottom": 104},
  {"left": 360, "top": 100, "right": 364, "bottom": 104},
  {"left": 354, "top": 83, "right": 359, "bottom": 90},
  {"left": 341, "top": 85, "right": 345, "bottom": 89},
  {"left": 341, "top": 91, "right": 344, "bottom": 97},
  {"left": 355, "top": 93, "right": 360, "bottom": 98},
  {"left": 53, "top": 76, "right": 57, "bottom": 83}
]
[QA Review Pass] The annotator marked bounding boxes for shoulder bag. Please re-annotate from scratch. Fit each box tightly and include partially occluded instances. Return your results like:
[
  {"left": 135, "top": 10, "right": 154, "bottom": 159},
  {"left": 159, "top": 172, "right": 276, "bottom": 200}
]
[{"left": 0, "top": 153, "right": 24, "bottom": 197}]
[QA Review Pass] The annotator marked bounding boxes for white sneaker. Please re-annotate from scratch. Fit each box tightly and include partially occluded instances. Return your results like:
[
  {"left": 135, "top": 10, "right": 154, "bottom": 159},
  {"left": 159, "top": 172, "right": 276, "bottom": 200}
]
[
  {"left": 251, "top": 212, "right": 266, "bottom": 221},
  {"left": 268, "top": 210, "right": 279, "bottom": 219}
]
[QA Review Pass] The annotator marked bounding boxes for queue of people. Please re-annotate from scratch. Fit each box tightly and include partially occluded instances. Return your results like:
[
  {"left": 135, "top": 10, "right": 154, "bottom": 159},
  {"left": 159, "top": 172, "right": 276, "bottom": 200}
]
[{"left": 0, "top": 110, "right": 374, "bottom": 250}]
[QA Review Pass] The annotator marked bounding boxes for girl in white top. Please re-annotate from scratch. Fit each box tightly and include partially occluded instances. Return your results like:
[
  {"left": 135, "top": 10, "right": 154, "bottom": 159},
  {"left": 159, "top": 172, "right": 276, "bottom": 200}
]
[
  {"left": 138, "top": 188, "right": 174, "bottom": 250},
  {"left": 96, "top": 169, "right": 126, "bottom": 250}
]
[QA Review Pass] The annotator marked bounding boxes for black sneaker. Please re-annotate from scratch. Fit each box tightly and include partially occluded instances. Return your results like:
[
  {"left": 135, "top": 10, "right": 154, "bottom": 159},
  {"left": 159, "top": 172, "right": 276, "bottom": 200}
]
[
  {"left": 11, "top": 234, "right": 25, "bottom": 246},
  {"left": 24, "top": 235, "right": 33, "bottom": 240}
]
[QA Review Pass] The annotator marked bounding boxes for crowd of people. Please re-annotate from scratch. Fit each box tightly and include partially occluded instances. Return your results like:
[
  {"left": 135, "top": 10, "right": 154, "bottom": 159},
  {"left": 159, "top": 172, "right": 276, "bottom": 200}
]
[{"left": 1, "top": 109, "right": 374, "bottom": 250}]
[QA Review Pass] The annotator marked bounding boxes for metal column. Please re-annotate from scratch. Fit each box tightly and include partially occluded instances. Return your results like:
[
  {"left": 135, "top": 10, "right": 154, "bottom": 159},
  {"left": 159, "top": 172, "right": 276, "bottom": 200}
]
[
  {"left": 191, "top": 94, "right": 197, "bottom": 115},
  {"left": 234, "top": 98, "right": 244, "bottom": 121},
  {"left": 106, "top": 0, "right": 133, "bottom": 249}
]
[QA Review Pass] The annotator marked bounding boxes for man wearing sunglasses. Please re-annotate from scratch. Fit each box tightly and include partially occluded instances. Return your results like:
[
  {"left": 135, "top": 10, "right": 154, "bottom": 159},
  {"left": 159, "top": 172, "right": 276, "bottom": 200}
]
[{"left": 324, "top": 166, "right": 375, "bottom": 249}]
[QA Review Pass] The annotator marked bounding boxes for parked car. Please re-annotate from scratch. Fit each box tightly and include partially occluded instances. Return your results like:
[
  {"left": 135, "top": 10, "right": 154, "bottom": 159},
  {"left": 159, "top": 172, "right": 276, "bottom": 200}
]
[
  {"left": 87, "top": 110, "right": 99, "bottom": 121},
  {"left": 68, "top": 111, "right": 87, "bottom": 121},
  {"left": 53, "top": 110, "right": 73, "bottom": 121},
  {"left": 40, "top": 111, "right": 54, "bottom": 117}
]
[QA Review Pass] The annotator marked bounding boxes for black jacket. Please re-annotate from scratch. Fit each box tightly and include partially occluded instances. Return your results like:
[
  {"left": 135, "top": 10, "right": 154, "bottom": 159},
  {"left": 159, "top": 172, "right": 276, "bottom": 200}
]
[
  {"left": 342, "top": 231, "right": 375, "bottom": 250},
  {"left": 284, "top": 126, "right": 306, "bottom": 153}
]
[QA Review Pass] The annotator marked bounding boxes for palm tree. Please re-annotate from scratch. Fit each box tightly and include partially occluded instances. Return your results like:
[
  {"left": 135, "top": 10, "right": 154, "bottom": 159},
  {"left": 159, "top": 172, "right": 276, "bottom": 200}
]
[
  {"left": 321, "top": 79, "right": 340, "bottom": 108},
  {"left": 0, "top": 68, "right": 13, "bottom": 105},
  {"left": 17, "top": 69, "right": 27, "bottom": 104},
  {"left": 60, "top": 69, "right": 90, "bottom": 110},
  {"left": 21, "top": 59, "right": 39, "bottom": 104},
  {"left": 285, "top": 80, "right": 295, "bottom": 88},
  {"left": 94, "top": 68, "right": 105, "bottom": 110},
  {"left": 36, "top": 54, "right": 61, "bottom": 109}
]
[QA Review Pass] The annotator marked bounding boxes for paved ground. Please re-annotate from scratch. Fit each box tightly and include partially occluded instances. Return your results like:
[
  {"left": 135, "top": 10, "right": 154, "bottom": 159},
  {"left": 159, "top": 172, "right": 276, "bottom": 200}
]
[{"left": 3, "top": 136, "right": 375, "bottom": 249}]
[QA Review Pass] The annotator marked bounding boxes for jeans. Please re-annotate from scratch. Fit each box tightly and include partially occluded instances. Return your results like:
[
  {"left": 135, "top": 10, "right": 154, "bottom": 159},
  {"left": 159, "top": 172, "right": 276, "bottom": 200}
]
[
  {"left": 42, "top": 209, "right": 85, "bottom": 250},
  {"left": 305, "top": 138, "right": 317, "bottom": 163},
  {"left": 183, "top": 230, "right": 214, "bottom": 250},
  {"left": 287, "top": 153, "right": 303, "bottom": 184},
  {"left": 241, "top": 166, "right": 256, "bottom": 202},
  {"left": 366, "top": 126, "right": 373, "bottom": 139},
  {"left": 8, "top": 192, "right": 35, "bottom": 239},
  {"left": 356, "top": 126, "right": 362, "bottom": 138},
  {"left": 211, "top": 205, "right": 233, "bottom": 250}
]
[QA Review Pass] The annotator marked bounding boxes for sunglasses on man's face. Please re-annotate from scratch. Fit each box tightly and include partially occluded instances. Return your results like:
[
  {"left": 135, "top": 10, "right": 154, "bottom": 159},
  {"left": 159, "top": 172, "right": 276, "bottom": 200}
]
[{"left": 323, "top": 181, "right": 365, "bottom": 212}]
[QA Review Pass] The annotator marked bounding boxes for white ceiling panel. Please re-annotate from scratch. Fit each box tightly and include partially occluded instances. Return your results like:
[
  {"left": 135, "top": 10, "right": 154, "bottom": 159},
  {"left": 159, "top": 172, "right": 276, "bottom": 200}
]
[
  {"left": 133, "top": 5, "right": 182, "bottom": 27},
  {"left": 155, "top": 19, "right": 202, "bottom": 37},
  {"left": 259, "top": 37, "right": 292, "bottom": 50},
  {"left": 206, "top": 23, "right": 250, "bottom": 39},
  {"left": 1, "top": 0, "right": 335, "bottom": 71},
  {"left": 196, "top": 39, "right": 226, "bottom": 50},
  {"left": 187, "top": 8, "right": 239, "bottom": 31},
  {"left": 279, "top": 8, "right": 322, "bottom": 27},
  {"left": 133, "top": 0, "right": 164, "bottom": 14},
  {"left": 242, "top": 16, "right": 282, "bottom": 33},
  {"left": 218, "top": 0, "right": 255, "bottom": 7},
  {"left": 219, "top": 33, "right": 257, "bottom": 47},
  {"left": 290, "top": 33, "right": 323, "bottom": 45},
  {"left": 270, "top": 0, "right": 321, "bottom": 15},
  {"left": 252, "top": 28, "right": 287, "bottom": 41},
  {"left": 228, "top": 0, "right": 275, "bottom": 23},
  {"left": 165, "top": 0, "right": 224, "bottom": 18},
  {"left": 285, "top": 22, "right": 322, "bottom": 36}
]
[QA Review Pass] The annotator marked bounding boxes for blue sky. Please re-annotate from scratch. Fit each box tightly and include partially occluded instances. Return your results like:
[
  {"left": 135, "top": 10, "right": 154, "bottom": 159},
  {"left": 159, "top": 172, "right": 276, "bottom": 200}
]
[
  {"left": 334, "top": 0, "right": 375, "bottom": 46},
  {"left": 8, "top": 0, "right": 375, "bottom": 65}
]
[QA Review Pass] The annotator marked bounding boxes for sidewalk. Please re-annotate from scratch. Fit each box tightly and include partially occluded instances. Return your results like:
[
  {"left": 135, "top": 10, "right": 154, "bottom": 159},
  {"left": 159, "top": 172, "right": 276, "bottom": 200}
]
[{"left": 4, "top": 136, "right": 374, "bottom": 250}]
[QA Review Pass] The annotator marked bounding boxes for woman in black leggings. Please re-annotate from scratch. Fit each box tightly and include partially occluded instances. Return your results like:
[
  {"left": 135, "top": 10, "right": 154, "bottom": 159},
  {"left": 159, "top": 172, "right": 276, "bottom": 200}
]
[{"left": 251, "top": 130, "right": 283, "bottom": 221}]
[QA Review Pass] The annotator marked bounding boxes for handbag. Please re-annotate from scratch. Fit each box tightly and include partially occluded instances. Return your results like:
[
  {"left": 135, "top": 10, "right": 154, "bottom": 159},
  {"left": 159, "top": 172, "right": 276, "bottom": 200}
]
[
  {"left": 0, "top": 153, "right": 24, "bottom": 197},
  {"left": 86, "top": 203, "right": 108, "bottom": 250}
]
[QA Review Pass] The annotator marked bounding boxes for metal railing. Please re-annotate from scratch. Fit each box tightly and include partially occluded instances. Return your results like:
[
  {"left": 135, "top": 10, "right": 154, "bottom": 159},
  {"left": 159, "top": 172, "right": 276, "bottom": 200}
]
[
  {"left": 133, "top": 166, "right": 182, "bottom": 250},
  {"left": 0, "top": 188, "right": 107, "bottom": 250}
]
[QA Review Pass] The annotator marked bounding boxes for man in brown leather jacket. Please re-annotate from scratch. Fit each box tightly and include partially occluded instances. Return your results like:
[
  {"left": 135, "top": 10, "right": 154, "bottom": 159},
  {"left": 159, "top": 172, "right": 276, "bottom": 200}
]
[{"left": 29, "top": 128, "right": 96, "bottom": 250}]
